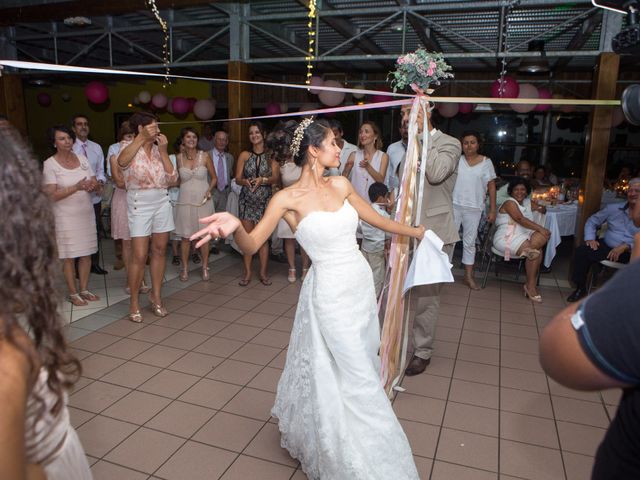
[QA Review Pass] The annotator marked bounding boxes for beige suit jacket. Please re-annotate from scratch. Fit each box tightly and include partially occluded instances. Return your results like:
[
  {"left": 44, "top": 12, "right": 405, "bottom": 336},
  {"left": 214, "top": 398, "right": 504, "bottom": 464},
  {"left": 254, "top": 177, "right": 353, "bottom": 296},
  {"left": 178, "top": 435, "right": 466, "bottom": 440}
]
[{"left": 400, "top": 130, "right": 461, "bottom": 245}]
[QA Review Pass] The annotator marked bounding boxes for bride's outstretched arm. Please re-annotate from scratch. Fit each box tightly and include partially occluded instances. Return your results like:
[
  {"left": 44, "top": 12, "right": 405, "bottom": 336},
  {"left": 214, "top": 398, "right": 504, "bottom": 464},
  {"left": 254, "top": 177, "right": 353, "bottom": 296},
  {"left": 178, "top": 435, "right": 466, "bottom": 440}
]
[
  {"left": 339, "top": 177, "right": 424, "bottom": 240},
  {"left": 191, "top": 191, "right": 288, "bottom": 255}
]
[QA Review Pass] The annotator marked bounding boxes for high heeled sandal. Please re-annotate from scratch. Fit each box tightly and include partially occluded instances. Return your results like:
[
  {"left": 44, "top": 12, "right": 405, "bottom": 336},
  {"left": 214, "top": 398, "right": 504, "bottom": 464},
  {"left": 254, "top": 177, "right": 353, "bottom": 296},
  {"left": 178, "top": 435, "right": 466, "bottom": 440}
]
[
  {"left": 79, "top": 290, "right": 100, "bottom": 301},
  {"left": 148, "top": 297, "right": 168, "bottom": 317},
  {"left": 202, "top": 266, "right": 210, "bottom": 281},
  {"left": 139, "top": 282, "right": 152, "bottom": 294},
  {"left": 523, "top": 285, "right": 543, "bottom": 303},
  {"left": 179, "top": 269, "right": 189, "bottom": 282},
  {"left": 287, "top": 268, "right": 297, "bottom": 283},
  {"left": 128, "top": 310, "right": 143, "bottom": 323},
  {"left": 67, "top": 293, "right": 88, "bottom": 306},
  {"left": 301, "top": 268, "right": 309, "bottom": 281}
]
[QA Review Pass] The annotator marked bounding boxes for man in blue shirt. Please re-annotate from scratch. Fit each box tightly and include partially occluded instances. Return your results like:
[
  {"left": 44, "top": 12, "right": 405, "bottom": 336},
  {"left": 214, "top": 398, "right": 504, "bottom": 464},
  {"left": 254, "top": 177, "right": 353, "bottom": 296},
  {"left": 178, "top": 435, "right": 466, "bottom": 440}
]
[{"left": 567, "top": 177, "right": 640, "bottom": 302}]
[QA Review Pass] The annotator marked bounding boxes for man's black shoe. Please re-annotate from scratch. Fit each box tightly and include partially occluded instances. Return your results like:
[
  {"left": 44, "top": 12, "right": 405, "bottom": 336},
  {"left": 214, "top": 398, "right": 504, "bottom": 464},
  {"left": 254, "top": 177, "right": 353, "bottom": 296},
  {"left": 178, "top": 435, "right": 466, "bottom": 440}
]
[
  {"left": 404, "top": 356, "right": 431, "bottom": 376},
  {"left": 567, "top": 288, "right": 587, "bottom": 302},
  {"left": 91, "top": 265, "right": 108, "bottom": 275}
]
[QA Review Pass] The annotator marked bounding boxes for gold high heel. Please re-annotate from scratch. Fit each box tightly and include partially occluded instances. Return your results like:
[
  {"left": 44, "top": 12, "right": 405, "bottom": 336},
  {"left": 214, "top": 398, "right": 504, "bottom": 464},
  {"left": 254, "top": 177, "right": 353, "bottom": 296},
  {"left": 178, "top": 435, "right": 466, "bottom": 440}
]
[
  {"left": 148, "top": 296, "right": 168, "bottom": 317},
  {"left": 179, "top": 269, "right": 189, "bottom": 282},
  {"left": 128, "top": 310, "right": 143, "bottom": 323},
  {"left": 523, "top": 285, "right": 543, "bottom": 303}
]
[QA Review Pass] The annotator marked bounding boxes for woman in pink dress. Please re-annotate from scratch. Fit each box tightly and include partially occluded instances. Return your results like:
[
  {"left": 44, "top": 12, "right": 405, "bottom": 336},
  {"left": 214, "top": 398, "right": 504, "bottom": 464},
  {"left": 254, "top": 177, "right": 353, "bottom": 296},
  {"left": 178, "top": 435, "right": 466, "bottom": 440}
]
[{"left": 42, "top": 125, "right": 100, "bottom": 307}]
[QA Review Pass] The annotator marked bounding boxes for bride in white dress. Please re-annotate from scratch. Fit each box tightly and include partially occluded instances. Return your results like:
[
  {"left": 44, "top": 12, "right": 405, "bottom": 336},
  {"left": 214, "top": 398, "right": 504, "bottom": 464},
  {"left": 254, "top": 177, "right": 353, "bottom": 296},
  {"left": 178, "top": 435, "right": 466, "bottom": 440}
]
[{"left": 192, "top": 118, "right": 423, "bottom": 479}]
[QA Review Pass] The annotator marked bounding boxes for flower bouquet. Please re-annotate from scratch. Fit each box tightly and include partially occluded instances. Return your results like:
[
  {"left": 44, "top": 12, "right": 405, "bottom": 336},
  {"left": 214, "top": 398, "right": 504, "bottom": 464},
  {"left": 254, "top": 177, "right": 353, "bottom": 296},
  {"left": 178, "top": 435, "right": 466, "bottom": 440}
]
[{"left": 388, "top": 49, "right": 453, "bottom": 94}]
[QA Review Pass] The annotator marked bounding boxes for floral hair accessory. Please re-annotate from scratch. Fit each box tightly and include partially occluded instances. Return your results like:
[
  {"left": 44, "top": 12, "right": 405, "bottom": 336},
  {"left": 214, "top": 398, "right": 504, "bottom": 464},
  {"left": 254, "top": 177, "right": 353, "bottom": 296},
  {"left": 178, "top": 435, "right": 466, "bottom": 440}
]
[
  {"left": 388, "top": 49, "right": 453, "bottom": 94},
  {"left": 290, "top": 116, "right": 314, "bottom": 159}
]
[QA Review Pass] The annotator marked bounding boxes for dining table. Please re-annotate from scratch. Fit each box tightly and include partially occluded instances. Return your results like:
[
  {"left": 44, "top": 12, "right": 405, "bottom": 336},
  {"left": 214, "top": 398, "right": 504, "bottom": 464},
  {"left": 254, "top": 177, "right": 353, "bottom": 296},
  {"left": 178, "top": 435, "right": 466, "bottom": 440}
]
[{"left": 533, "top": 202, "right": 579, "bottom": 268}]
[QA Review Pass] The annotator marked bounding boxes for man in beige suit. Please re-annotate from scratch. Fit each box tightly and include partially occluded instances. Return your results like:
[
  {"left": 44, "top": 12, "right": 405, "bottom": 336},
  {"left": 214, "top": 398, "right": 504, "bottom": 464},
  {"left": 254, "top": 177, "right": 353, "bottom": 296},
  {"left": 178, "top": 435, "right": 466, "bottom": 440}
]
[{"left": 399, "top": 103, "right": 461, "bottom": 376}]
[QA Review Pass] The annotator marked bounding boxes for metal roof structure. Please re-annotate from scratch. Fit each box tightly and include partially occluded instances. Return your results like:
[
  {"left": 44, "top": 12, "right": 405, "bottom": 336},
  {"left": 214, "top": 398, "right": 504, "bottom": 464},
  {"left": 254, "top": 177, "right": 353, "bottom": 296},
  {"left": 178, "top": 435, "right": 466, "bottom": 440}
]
[{"left": 0, "top": 0, "right": 635, "bottom": 79}]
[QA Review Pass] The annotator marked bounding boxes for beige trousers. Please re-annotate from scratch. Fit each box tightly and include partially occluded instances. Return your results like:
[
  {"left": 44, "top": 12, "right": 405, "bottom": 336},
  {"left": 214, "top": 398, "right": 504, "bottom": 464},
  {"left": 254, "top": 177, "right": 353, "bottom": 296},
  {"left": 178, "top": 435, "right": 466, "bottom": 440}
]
[
  {"left": 363, "top": 250, "right": 386, "bottom": 298},
  {"left": 410, "top": 242, "right": 455, "bottom": 361}
]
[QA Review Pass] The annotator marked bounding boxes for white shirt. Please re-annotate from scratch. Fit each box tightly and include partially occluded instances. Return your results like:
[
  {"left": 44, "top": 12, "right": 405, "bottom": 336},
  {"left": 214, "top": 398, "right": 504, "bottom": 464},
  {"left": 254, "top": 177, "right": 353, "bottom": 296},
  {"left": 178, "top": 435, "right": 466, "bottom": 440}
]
[
  {"left": 73, "top": 138, "right": 105, "bottom": 204},
  {"left": 452, "top": 155, "right": 496, "bottom": 209},
  {"left": 326, "top": 139, "right": 357, "bottom": 176},
  {"left": 386, "top": 140, "right": 406, "bottom": 191},
  {"left": 360, "top": 203, "right": 391, "bottom": 253},
  {"left": 168, "top": 154, "right": 180, "bottom": 204}
]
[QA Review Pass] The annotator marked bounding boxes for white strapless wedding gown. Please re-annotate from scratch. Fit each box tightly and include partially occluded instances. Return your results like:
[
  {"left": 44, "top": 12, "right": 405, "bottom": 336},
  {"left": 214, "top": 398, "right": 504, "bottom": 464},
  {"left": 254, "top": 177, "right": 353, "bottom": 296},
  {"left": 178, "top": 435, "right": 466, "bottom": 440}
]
[{"left": 272, "top": 200, "right": 419, "bottom": 480}]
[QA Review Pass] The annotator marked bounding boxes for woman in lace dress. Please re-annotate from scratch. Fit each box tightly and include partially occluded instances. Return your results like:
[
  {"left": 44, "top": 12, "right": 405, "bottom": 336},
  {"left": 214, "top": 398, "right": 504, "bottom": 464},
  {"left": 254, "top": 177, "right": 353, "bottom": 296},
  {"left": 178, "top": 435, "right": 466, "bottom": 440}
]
[
  {"left": 192, "top": 119, "right": 423, "bottom": 480},
  {"left": 0, "top": 119, "right": 91, "bottom": 480}
]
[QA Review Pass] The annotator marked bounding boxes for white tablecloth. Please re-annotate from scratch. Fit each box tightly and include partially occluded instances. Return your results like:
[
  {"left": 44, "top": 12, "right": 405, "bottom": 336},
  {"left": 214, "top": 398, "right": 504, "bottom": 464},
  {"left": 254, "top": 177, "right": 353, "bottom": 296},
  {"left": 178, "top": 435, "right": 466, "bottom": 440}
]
[{"left": 534, "top": 203, "right": 578, "bottom": 268}]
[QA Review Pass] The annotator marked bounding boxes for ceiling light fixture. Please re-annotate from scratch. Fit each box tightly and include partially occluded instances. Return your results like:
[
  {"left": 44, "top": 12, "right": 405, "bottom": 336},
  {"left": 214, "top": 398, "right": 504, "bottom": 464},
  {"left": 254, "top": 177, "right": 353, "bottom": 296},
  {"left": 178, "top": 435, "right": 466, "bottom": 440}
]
[
  {"left": 63, "top": 16, "right": 92, "bottom": 27},
  {"left": 518, "top": 40, "right": 550, "bottom": 74}
]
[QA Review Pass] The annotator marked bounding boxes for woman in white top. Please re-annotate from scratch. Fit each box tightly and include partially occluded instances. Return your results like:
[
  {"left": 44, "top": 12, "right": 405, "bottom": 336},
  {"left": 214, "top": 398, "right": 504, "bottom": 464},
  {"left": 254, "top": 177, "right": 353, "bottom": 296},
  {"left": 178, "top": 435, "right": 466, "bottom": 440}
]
[
  {"left": 452, "top": 131, "right": 497, "bottom": 290},
  {"left": 343, "top": 121, "right": 389, "bottom": 202}
]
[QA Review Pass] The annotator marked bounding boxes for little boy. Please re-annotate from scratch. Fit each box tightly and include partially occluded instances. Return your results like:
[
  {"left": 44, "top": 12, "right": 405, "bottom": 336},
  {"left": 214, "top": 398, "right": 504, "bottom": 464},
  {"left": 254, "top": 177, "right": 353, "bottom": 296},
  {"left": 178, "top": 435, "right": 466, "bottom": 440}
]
[{"left": 360, "top": 182, "right": 392, "bottom": 297}]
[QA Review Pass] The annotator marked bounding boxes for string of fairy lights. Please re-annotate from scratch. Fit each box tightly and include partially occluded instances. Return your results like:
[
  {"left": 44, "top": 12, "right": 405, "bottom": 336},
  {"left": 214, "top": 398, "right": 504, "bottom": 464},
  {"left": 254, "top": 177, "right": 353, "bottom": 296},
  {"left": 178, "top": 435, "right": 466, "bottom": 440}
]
[
  {"left": 497, "top": 0, "right": 520, "bottom": 95},
  {"left": 305, "top": 0, "right": 317, "bottom": 86},
  {"left": 146, "top": 0, "right": 171, "bottom": 86}
]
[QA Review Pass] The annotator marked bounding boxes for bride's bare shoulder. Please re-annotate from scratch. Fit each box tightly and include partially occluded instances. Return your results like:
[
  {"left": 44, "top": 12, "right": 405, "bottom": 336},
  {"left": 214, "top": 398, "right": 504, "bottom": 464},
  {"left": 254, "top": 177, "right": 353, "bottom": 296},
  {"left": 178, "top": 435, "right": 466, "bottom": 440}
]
[{"left": 325, "top": 175, "right": 351, "bottom": 193}]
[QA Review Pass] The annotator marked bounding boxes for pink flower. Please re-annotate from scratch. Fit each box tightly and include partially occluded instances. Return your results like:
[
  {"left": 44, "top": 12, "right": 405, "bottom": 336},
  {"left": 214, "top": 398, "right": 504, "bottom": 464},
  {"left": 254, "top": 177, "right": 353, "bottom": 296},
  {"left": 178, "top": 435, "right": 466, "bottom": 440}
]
[{"left": 427, "top": 67, "right": 435, "bottom": 76}]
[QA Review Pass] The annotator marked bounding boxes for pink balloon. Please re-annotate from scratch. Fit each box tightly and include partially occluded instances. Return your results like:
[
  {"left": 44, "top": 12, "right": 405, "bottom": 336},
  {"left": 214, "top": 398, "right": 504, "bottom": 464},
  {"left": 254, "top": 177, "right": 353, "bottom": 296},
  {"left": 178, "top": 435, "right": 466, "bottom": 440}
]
[
  {"left": 458, "top": 103, "right": 475, "bottom": 114},
  {"left": 491, "top": 76, "right": 519, "bottom": 99},
  {"left": 171, "top": 97, "right": 190, "bottom": 115},
  {"left": 37, "top": 92, "right": 51, "bottom": 107},
  {"left": 151, "top": 93, "right": 168, "bottom": 109},
  {"left": 85, "top": 81, "right": 109, "bottom": 104},
  {"left": 611, "top": 107, "right": 625, "bottom": 128},
  {"left": 187, "top": 97, "right": 197, "bottom": 112},
  {"left": 309, "top": 76, "right": 324, "bottom": 95},
  {"left": 265, "top": 102, "right": 281, "bottom": 116},
  {"left": 318, "top": 80, "right": 345, "bottom": 107},
  {"left": 535, "top": 87, "right": 552, "bottom": 112},
  {"left": 438, "top": 102, "right": 459, "bottom": 118},
  {"left": 193, "top": 99, "right": 216, "bottom": 120},
  {"left": 511, "top": 83, "right": 539, "bottom": 113}
]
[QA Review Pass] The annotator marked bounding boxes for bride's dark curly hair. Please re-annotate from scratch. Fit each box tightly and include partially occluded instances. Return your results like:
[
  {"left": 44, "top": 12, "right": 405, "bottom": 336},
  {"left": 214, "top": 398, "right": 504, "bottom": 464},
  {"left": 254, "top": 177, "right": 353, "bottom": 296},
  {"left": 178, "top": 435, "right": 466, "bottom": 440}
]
[
  {"left": 0, "top": 120, "right": 81, "bottom": 415},
  {"left": 266, "top": 118, "right": 331, "bottom": 167}
]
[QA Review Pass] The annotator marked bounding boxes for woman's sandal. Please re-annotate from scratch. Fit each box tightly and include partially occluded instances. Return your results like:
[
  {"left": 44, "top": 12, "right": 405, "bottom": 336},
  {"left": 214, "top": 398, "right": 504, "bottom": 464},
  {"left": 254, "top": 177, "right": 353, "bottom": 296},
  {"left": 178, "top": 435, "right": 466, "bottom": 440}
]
[
  {"left": 148, "top": 296, "right": 168, "bottom": 317},
  {"left": 301, "top": 268, "right": 309, "bottom": 281},
  {"left": 259, "top": 276, "right": 272, "bottom": 286},
  {"left": 238, "top": 278, "right": 251, "bottom": 287},
  {"left": 128, "top": 310, "right": 143, "bottom": 323},
  {"left": 139, "top": 282, "right": 152, "bottom": 294},
  {"left": 179, "top": 269, "right": 189, "bottom": 282},
  {"left": 202, "top": 266, "right": 210, "bottom": 281},
  {"left": 79, "top": 290, "right": 100, "bottom": 301},
  {"left": 67, "top": 293, "right": 88, "bottom": 306},
  {"left": 287, "top": 268, "right": 297, "bottom": 283}
]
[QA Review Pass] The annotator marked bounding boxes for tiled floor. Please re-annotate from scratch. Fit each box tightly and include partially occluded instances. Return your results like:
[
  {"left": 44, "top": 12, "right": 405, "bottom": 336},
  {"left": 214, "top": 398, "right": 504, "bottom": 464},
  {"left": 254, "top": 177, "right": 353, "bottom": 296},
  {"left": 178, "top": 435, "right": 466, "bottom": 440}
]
[{"left": 64, "top": 242, "right": 620, "bottom": 480}]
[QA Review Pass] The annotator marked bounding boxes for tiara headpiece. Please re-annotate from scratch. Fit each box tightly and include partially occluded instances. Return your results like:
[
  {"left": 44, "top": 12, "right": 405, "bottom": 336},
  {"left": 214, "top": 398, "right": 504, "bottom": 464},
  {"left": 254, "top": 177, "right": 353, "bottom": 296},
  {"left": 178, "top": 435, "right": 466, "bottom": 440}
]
[{"left": 290, "top": 116, "right": 314, "bottom": 159}]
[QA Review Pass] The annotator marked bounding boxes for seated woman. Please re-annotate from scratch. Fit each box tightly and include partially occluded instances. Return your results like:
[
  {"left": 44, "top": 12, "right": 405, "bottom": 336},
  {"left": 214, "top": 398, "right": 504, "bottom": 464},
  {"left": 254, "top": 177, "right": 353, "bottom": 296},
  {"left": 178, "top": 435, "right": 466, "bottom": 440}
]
[
  {"left": 531, "top": 166, "right": 552, "bottom": 189},
  {"left": 493, "top": 177, "right": 551, "bottom": 302}
]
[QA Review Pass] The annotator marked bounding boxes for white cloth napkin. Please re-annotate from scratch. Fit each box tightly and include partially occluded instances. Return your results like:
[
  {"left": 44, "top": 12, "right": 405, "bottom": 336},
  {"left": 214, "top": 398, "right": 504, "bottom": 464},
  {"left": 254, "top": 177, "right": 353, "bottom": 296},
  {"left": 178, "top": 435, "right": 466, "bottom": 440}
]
[{"left": 403, "top": 230, "right": 454, "bottom": 295}]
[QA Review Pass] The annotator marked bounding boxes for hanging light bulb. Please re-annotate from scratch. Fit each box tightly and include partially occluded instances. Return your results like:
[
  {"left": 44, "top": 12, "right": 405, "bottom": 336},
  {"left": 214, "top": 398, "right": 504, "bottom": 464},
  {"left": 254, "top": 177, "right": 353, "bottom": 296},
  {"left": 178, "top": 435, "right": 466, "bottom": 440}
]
[{"left": 518, "top": 40, "right": 550, "bottom": 74}]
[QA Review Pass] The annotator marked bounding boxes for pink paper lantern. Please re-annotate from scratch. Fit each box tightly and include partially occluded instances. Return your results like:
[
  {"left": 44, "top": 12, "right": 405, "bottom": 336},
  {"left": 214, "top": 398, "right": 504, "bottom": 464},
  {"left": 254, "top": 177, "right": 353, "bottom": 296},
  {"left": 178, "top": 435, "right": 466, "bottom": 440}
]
[
  {"left": 309, "top": 76, "right": 324, "bottom": 95},
  {"left": 438, "top": 102, "right": 459, "bottom": 118},
  {"left": 138, "top": 91, "right": 151, "bottom": 104},
  {"left": 490, "top": 76, "right": 519, "bottom": 99},
  {"left": 265, "top": 102, "right": 281, "bottom": 116},
  {"left": 458, "top": 103, "right": 475, "bottom": 114},
  {"left": 151, "top": 93, "right": 168, "bottom": 109},
  {"left": 535, "top": 87, "right": 552, "bottom": 112},
  {"left": 510, "top": 83, "right": 539, "bottom": 113},
  {"left": 84, "top": 81, "right": 109, "bottom": 104},
  {"left": 37, "top": 92, "right": 51, "bottom": 107},
  {"left": 193, "top": 99, "right": 216, "bottom": 120},
  {"left": 171, "top": 97, "right": 190, "bottom": 115},
  {"left": 318, "top": 80, "right": 345, "bottom": 107},
  {"left": 611, "top": 107, "right": 625, "bottom": 128}
]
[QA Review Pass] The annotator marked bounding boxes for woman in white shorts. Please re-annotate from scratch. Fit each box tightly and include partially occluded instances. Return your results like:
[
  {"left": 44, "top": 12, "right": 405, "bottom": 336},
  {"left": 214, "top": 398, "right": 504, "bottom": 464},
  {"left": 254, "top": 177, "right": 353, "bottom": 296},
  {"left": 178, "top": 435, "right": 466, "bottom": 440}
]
[{"left": 116, "top": 111, "right": 178, "bottom": 323}]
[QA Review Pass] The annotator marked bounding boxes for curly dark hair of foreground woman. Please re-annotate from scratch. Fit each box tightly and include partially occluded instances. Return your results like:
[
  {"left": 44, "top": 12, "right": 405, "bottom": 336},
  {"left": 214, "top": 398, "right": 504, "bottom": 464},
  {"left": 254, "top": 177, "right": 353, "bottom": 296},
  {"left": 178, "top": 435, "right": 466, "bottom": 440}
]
[{"left": 0, "top": 119, "right": 81, "bottom": 415}]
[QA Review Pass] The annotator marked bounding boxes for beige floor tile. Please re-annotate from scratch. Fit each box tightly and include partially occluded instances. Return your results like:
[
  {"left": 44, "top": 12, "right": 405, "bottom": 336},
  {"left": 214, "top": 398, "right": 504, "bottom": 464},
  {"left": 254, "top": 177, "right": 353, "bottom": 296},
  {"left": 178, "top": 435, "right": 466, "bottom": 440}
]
[
  {"left": 145, "top": 400, "right": 216, "bottom": 438},
  {"left": 138, "top": 369, "right": 200, "bottom": 398},
  {"left": 153, "top": 312, "right": 199, "bottom": 329},
  {"left": 207, "top": 359, "right": 263, "bottom": 385},
  {"left": 460, "top": 330, "right": 500, "bottom": 349},
  {"left": 222, "top": 387, "right": 276, "bottom": 421},
  {"left": 77, "top": 414, "right": 138, "bottom": 457},
  {"left": 435, "top": 326, "right": 461, "bottom": 343},
  {"left": 192, "top": 293, "right": 235, "bottom": 307},
  {"left": 400, "top": 373, "right": 451, "bottom": 400},
  {"left": 216, "top": 323, "right": 263, "bottom": 342},
  {"left": 465, "top": 306, "right": 500, "bottom": 322},
  {"left": 170, "top": 289, "right": 204, "bottom": 302},
  {"left": 422, "top": 356, "right": 455, "bottom": 378},
  {"left": 68, "top": 406, "right": 95, "bottom": 429},
  {"left": 499, "top": 440, "right": 564, "bottom": 480},
  {"left": 501, "top": 311, "right": 536, "bottom": 326},
  {"left": 399, "top": 420, "right": 440, "bottom": 459},
  {"left": 466, "top": 298, "right": 501, "bottom": 311},
  {"left": 81, "top": 353, "right": 126, "bottom": 379},
  {"left": 220, "top": 454, "right": 295, "bottom": 480},
  {"left": 100, "top": 361, "right": 162, "bottom": 389},
  {"left": 500, "top": 350, "right": 544, "bottom": 373},
  {"left": 179, "top": 378, "right": 242, "bottom": 409},
  {"left": 500, "top": 387, "right": 554, "bottom": 418},
  {"left": 194, "top": 336, "right": 245, "bottom": 357},
  {"left": 439, "top": 303, "right": 467, "bottom": 317},
  {"left": 104, "top": 427, "right": 184, "bottom": 474},
  {"left": 547, "top": 378, "right": 603, "bottom": 403},
  {"left": 238, "top": 288, "right": 276, "bottom": 302},
  {"left": 160, "top": 330, "right": 210, "bottom": 350},
  {"left": 247, "top": 367, "right": 283, "bottom": 393},
  {"left": 438, "top": 313, "right": 465, "bottom": 329},
  {"left": 463, "top": 317, "right": 500, "bottom": 334},
  {"left": 98, "top": 318, "right": 146, "bottom": 337},
  {"left": 457, "top": 344, "right": 500, "bottom": 366},
  {"left": 250, "top": 329, "right": 292, "bottom": 349},
  {"left": 430, "top": 339, "right": 459, "bottom": 359},
  {"left": 223, "top": 296, "right": 264, "bottom": 311},
  {"left": 394, "top": 393, "right": 446, "bottom": 425},
  {"left": 128, "top": 324, "right": 177, "bottom": 343},
  {"left": 449, "top": 379, "right": 499, "bottom": 409},
  {"left": 202, "top": 306, "right": 247, "bottom": 322},
  {"left": 453, "top": 360, "right": 499, "bottom": 386},
  {"left": 98, "top": 338, "right": 154, "bottom": 360},
  {"left": 552, "top": 395, "right": 610, "bottom": 428},
  {"left": 252, "top": 301, "right": 292, "bottom": 316},
  {"left": 192, "top": 411, "right": 264, "bottom": 451},
  {"left": 435, "top": 428, "right": 498, "bottom": 472},
  {"left": 133, "top": 344, "right": 188, "bottom": 368},
  {"left": 431, "top": 461, "right": 498, "bottom": 480},
  {"left": 156, "top": 441, "right": 238, "bottom": 480},
  {"left": 235, "top": 311, "right": 280, "bottom": 329},
  {"left": 102, "top": 390, "right": 171, "bottom": 424},
  {"left": 91, "top": 460, "right": 148, "bottom": 480},
  {"left": 600, "top": 388, "right": 622, "bottom": 406},
  {"left": 71, "top": 331, "right": 121, "bottom": 352},
  {"left": 69, "top": 380, "right": 131, "bottom": 413},
  {"left": 500, "top": 411, "right": 559, "bottom": 448},
  {"left": 444, "top": 401, "right": 499, "bottom": 437},
  {"left": 500, "top": 323, "right": 539, "bottom": 340},
  {"left": 500, "top": 367, "right": 549, "bottom": 394},
  {"left": 244, "top": 422, "right": 298, "bottom": 467},
  {"left": 230, "top": 343, "right": 282, "bottom": 366},
  {"left": 557, "top": 420, "right": 607, "bottom": 456},
  {"left": 268, "top": 349, "right": 288, "bottom": 369},
  {"left": 563, "top": 451, "right": 596, "bottom": 480},
  {"left": 500, "top": 335, "right": 539, "bottom": 355},
  {"left": 216, "top": 285, "right": 254, "bottom": 297},
  {"left": 440, "top": 293, "right": 470, "bottom": 307},
  {"left": 175, "top": 301, "right": 217, "bottom": 317},
  {"left": 167, "top": 351, "right": 224, "bottom": 376},
  {"left": 70, "top": 376, "right": 93, "bottom": 394},
  {"left": 183, "top": 317, "right": 230, "bottom": 336}
]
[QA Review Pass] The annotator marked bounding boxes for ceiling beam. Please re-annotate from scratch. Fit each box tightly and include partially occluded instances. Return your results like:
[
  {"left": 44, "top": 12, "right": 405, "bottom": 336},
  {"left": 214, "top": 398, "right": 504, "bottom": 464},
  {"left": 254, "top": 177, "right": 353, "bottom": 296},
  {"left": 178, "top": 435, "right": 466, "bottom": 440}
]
[
  {"left": 554, "top": 10, "right": 602, "bottom": 71},
  {"left": 396, "top": 0, "right": 442, "bottom": 52}
]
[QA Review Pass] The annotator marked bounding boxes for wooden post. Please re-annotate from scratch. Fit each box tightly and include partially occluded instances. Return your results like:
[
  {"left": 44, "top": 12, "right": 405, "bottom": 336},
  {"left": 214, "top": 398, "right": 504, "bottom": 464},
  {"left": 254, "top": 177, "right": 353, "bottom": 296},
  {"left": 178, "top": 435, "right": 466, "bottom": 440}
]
[
  {"left": 227, "top": 61, "right": 251, "bottom": 165},
  {"left": 575, "top": 52, "right": 619, "bottom": 245},
  {"left": 0, "top": 74, "right": 27, "bottom": 137}
]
